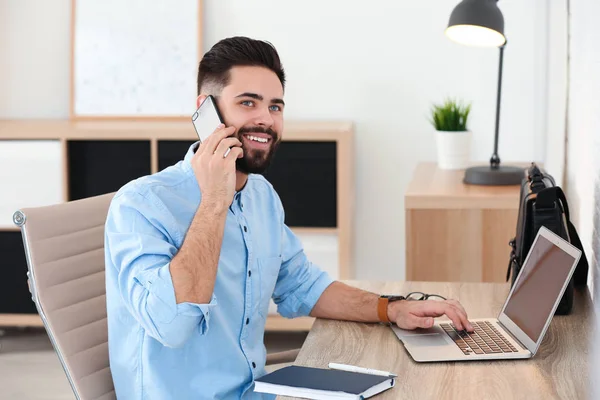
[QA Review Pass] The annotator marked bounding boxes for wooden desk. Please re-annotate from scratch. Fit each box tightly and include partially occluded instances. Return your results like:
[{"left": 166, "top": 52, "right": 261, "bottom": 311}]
[
  {"left": 283, "top": 281, "right": 592, "bottom": 400},
  {"left": 405, "top": 163, "right": 524, "bottom": 283}
]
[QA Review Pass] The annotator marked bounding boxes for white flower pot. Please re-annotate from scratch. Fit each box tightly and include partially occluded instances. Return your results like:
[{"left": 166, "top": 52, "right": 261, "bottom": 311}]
[{"left": 435, "top": 130, "right": 472, "bottom": 170}]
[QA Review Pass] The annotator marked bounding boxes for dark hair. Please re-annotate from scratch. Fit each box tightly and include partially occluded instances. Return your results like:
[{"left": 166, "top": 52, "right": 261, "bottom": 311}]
[{"left": 197, "top": 36, "right": 286, "bottom": 95}]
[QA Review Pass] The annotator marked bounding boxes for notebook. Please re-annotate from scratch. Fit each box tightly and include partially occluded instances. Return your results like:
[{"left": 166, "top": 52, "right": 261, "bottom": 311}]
[{"left": 253, "top": 365, "right": 395, "bottom": 400}]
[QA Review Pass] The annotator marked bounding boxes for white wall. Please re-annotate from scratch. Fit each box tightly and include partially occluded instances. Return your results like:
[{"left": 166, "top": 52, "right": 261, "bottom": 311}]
[
  {"left": 1, "top": 0, "right": 550, "bottom": 280},
  {"left": 203, "top": 0, "right": 549, "bottom": 280},
  {"left": 566, "top": 0, "right": 600, "bottom": 294},
  {"left": 567, "top": 1, "right": 600, "bottom": 395},
  {"left": 544, "top": 0, "right": 569, "bottom": 187}
]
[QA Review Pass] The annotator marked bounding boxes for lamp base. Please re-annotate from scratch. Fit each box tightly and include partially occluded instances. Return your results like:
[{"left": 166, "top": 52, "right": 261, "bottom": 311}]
[{"left": 463, "top": 165, "right": 524, "bottom": 186}]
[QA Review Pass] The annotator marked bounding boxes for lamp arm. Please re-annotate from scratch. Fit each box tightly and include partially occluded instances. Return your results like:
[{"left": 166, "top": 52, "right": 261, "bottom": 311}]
[{"left": 490, "top": 43, "right": 506, "bottom": 169}]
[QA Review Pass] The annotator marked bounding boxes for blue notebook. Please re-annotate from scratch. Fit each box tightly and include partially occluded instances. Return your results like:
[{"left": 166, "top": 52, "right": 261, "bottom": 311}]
[{"left": 253, "top": 365, "right": 395, "bottom": 399}]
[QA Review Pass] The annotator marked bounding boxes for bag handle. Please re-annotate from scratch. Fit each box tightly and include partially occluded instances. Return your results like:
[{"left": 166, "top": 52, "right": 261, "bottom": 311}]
[
  {"left": 535, "top": 186, "right": 589, "bottom": 286},
  {"left": 536, "top": 186, "right": 571, "bottom": 221},
  {"left": 567, "top": 219, "right": 590, "bottom": 286}
]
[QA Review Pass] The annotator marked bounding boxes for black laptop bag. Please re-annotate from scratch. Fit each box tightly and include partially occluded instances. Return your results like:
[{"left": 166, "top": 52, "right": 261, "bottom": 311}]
[{"left": 506, "top": 163, "right": 589, "bottom": 315}]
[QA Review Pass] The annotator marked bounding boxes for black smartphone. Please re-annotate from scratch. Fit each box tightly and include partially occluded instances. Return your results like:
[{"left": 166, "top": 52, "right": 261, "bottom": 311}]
[{"left": 192, "top": 95, "right": 225, "bottom": 143}]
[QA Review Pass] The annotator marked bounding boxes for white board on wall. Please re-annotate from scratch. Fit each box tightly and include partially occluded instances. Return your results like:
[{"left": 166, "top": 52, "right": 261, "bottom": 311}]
[{"left": 72, "top": 0, "right": 201, "bottom": 118}]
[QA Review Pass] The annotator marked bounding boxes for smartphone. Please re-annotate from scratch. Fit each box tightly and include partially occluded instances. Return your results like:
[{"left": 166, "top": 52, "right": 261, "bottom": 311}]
[{"left": 192, "top": 95, "right": 224, "bottom": 143}]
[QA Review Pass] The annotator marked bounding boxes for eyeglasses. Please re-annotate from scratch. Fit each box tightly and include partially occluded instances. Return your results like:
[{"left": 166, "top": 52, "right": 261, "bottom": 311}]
[{"left": 405, "top": 292, "right": 447, "bottom": 301}]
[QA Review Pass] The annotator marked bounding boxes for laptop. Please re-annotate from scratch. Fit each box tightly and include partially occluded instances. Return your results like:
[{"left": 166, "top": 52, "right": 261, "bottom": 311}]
[{"left": 392, "top": 226, "right": 582, "bottom": 362}]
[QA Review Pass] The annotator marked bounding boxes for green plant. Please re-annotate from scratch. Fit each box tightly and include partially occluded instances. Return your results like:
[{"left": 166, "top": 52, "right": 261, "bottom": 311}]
[{"left": 429, "top": 98, "right": 471, "bottom": 131}]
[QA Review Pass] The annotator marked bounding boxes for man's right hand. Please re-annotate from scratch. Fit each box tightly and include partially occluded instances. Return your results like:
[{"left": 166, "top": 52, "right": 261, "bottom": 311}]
[
  {"left": 388, "top": 298, "right": 474, "bottom": 332},
  {"left": 191, "top": 124, "right": 243, "bottom": 212}
]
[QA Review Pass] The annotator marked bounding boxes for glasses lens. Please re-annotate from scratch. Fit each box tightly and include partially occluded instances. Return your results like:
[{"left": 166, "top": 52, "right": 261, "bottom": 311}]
[
  {"left": 407, "top": 292, "right": 425, "bottom": 300},
  {"left": 425, "top": 294, "right": 447, "bottom": 301}
]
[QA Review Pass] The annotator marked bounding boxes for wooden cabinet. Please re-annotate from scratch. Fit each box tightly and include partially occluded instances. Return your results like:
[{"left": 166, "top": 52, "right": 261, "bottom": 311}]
[
  {"left": 405, "top": 163, "right": 523, "bottom": 283},
  {"left": 0, "top": 120, "right": 354, "bottom": 331}
]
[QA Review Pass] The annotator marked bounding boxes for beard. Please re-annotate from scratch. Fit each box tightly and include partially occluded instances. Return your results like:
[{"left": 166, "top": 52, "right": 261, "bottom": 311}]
[{"left": 235, "top": 125, "right": 280, "bottom": 174}]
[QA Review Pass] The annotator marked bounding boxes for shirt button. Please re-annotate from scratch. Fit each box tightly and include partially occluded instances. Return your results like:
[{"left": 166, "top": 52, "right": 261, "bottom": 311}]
[
  {"left": 244, "top": 226, "right": 247, "bottom": 232},
  {"left": 248, "top": 270, "right": 252, "bottom": 277},
  {"left": 246, "top": 318, "right": 250, "bottom": 325},
  {"left": 252, "top": 362, "right": 256, "bottom": 368}
]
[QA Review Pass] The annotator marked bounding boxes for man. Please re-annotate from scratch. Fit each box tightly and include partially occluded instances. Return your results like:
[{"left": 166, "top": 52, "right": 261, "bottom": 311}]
[{"left": 104, "top": 36, "right": 473, "bottom": 399}]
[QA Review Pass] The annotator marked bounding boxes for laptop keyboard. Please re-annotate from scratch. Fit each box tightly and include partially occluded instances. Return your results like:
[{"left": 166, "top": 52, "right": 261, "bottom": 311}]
[{"left": 440, "top": 321, "right": 519, "bottom": 355}]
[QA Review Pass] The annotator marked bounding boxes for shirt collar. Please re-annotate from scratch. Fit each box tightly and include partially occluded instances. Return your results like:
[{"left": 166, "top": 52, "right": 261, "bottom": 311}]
[{"left": 182, "top": 141, "right": 200, "bottom": 176}]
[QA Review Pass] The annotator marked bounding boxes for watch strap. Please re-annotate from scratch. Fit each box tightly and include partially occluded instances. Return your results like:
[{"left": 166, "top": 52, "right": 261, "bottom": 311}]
[
  {"left": 377, "top": 296, "right": 391, "bottom": 323},
  {"left": 378, "top": 295, "right": 406, "bottom": 324}
]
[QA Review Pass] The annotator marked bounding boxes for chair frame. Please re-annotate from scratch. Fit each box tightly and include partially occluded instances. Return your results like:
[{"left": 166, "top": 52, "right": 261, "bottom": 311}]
[{"left": 13, "top": 209, "right": 83, "bottom": 400}]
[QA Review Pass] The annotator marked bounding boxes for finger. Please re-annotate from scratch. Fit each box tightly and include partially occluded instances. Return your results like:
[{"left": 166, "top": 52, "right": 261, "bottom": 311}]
[
  {"left": 443, "top": 301, "right": 468, "bottom": 322},
  {"left": 205, "top": 125, "right": 234, "bottom": 151},
  {"left": 204, "top": 126, "right": 236, "bottom": 154},
  {"left": 196, "top": 94, "right": 208, "bottom": 109},
  {"left": 444, "top": 302, "right": 471, "bottom": 331},
  {"left": 446, "top": 299, "right": 467, "bottom": 316},
  {"left": 446, "top": 300, "right": 473, "bottom": 331},
  {"left": 420, "top": 303, "right": 463, "bottom": 331},
  {"left": 214, "top": 137, "right": 242, "bottom": 157},
  {"left": 451, "top": 306, "right": 472, "bottom": 332},
  {"left": 441, "top": 304, "right": 468, "bottom": 331},
  {"left": 225, "top": 147, "right": 244, "bottom": 161},
  {"left": 197, "top": 124, "right": 225, "bottom": 154}
]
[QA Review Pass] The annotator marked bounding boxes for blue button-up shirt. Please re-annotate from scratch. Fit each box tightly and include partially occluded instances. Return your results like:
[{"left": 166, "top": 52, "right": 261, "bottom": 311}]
[{"left": 104, "top": 143, "right": 333, "bottom": 399}]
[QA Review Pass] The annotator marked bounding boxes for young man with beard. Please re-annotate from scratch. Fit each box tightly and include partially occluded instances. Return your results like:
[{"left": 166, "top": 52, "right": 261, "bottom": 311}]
[{"left": 104, "top": 36, "right": 474, "bottom": 399}]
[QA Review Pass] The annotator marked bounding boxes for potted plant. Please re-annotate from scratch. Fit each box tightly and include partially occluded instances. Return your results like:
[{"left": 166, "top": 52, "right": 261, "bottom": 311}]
[{"left": 429, "top": 98, "right": 472, "bottom": 170}]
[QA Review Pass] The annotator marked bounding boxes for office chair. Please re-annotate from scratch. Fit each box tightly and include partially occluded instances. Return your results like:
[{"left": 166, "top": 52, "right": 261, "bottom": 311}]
[
  {"left": 14, "top": 192, "right": 298, "bottom": 399},
  {"left": 14, "top": 192, "right": 116, "bottom": 400}
]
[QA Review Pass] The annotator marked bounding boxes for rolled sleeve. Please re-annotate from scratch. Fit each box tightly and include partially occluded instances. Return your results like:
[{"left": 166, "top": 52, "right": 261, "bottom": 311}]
[
  {"left": 284, "top": 267, "right": 333, "bottom": 317},
  {"left": 272, "top": 225, "right": 334, "bottom": 318},
  {"left": 134, "top": 263, "right": 217, "bottom": 335},
  {"left": 105, "top": 190, "right": 216, "bottom": 348}
]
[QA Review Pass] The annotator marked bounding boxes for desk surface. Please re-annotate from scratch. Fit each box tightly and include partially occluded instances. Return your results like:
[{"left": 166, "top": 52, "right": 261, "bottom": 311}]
[
  {"left": 283, "top": 281, "right": 592, "bottom": 400},
  {"left": 405, "top": 163, "right": 527, "bottom": 209}
]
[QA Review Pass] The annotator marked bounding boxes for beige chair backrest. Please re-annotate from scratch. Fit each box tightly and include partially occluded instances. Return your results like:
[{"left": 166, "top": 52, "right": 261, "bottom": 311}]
[{"left": 13, "top": 193, "right": 116, "bottom": 400}]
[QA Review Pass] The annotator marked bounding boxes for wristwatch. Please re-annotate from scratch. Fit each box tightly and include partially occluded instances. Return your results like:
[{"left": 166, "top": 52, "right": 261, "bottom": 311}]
[{"left": 377, "top": 295, "right": 405, "bottom": 324}]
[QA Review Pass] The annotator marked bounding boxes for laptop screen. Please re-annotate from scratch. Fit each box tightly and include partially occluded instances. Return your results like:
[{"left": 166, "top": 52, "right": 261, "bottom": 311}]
[{"left": 502, "top": 234, "right": 577, "bottom": 343}]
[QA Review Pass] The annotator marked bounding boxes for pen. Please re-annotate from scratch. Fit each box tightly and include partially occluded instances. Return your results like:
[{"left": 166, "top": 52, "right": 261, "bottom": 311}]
[{"left": 328, "top": 362, "right": 397, "bottom": 378}]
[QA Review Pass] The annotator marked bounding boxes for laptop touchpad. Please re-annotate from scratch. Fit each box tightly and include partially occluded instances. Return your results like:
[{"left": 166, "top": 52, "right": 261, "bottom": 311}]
[{"left": 403, "top": 334, "right": 449, "bottom": 347}]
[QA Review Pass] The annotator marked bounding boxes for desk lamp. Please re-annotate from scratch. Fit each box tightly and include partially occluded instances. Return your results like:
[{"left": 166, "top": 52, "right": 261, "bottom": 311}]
[{"left": 446, "top": 0, "right": 523, "bottom": 185}]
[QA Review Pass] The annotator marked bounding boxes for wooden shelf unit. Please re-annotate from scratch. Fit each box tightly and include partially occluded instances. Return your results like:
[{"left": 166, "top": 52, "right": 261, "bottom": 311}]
[{"left": 0, "top": 119, "right": 354, "bottom": 331}]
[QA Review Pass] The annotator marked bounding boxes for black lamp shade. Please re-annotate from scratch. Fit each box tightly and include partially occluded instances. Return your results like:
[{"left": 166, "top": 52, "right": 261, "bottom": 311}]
[{"left": 446, "top": 0, "right": 506, "bottom": 47}]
